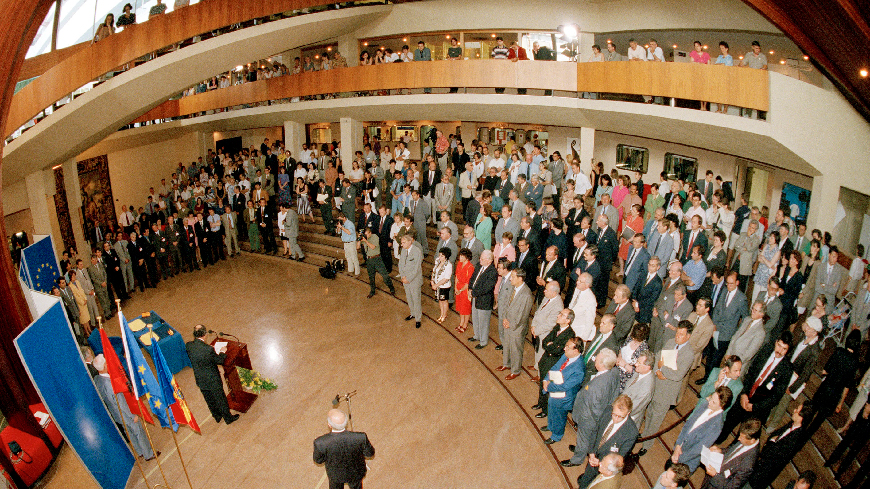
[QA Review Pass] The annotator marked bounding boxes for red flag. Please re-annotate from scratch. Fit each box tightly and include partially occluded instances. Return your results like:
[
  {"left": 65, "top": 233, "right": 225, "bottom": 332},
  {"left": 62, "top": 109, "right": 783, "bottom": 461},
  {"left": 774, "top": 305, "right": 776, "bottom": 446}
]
[
  {"left": 99, "top": 328, "right": 154, "bottom": 425},
  {"left": 168, "top": 376, "right": 201, "bottom": 434}
]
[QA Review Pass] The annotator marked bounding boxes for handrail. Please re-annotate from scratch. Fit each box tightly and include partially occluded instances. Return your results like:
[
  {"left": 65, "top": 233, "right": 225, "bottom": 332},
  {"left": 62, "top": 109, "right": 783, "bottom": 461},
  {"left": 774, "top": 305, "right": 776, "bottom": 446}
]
[
  {"left": 129, "top": 60, "right": 769, "bottom": 124},
  {"left": 6, "top": 0, "right": 375, "bottom": 135}
]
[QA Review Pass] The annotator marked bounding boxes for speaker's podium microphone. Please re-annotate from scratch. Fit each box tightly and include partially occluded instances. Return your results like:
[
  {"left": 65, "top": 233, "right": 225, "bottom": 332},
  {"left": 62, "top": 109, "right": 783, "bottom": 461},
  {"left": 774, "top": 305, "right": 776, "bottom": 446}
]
[{"left": 331, "top": 395, "right": 340, "bottom": 407}]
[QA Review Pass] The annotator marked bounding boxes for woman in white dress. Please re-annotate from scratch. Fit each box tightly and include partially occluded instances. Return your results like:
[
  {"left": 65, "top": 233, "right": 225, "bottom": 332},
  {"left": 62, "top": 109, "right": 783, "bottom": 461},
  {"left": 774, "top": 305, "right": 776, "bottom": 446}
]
[
  {"left": 431, "top": 248, "right": 454, "bottom": 323},
  {"left": 389, "top": 211, "right": 403, "bottom": 260},
  {"left": 277, "top": 205, "right": 290, "bottom": 257}
]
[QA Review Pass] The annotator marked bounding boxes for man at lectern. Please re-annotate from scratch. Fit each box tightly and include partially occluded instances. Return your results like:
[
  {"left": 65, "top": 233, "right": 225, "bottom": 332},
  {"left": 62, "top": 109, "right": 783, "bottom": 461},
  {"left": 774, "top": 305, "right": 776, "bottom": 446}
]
[
  {"left": 313, "top": 409, "right": 375, "bottom": 489},
  {"left": 186, "top": 325, "right": 239, "bottom": 424}
]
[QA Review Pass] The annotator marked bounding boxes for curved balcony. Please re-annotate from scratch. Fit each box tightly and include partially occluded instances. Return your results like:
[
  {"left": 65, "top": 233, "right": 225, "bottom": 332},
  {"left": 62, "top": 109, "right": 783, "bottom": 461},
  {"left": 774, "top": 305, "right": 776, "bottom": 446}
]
[{"left": 6, "top": 0, "right": 384, "bottom": 136}]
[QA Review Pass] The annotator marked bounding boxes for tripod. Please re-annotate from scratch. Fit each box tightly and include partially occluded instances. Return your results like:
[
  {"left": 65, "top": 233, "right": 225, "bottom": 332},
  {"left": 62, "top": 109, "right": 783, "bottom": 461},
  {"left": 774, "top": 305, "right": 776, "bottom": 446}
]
[{"left": 332, "top": 391, "right": 357, "bottom": 431}]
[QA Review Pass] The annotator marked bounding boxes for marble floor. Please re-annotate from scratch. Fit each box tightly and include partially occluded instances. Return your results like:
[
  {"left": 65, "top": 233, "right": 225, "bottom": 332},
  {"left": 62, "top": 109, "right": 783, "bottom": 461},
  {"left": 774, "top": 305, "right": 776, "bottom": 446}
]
[{"left": 40, "top": 254, "right": 568, "bottom": 489}]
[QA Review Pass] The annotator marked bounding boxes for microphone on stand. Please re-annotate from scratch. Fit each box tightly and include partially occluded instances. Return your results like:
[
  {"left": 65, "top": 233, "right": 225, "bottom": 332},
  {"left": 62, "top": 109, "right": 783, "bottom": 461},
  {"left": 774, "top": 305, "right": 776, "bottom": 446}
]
[{"left": 332, "top": 395, "right": 340, "bottom": 407}]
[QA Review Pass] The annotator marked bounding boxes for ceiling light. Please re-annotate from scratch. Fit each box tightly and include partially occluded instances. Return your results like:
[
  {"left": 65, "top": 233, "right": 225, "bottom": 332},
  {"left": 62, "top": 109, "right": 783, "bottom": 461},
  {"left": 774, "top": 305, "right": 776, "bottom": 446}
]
[
  {"left": 491, "top": 33, "right": 496, "bottom": 38},
  {"left": 702, "top": 45, "right": 708, "bottom": 50},
  {"left": 315, "top": 55, "right": 320, "bottom": 59},
  {"left": 861, "top": 69, "right": 869, "bottom": 77},
  {"left": 402, "top": 38, "right": 407, "bottom": 42},
  {"left": 644, "top": 44, "right": 649, "bottom": 48},
  {"left": 779, "top": 60, "right": 785, "bottom": 65},
  {"left": 738, "top": 56, "right": 743, "bottom": 60},
  {"left": 327, "top": 46, "right": 332, "bottom": 51},
  {"left": 606, "top": 39, "right": 611, "bottom": 43},
  {"left": 769, "top": 50, "right": 774, "bottom": 55},
  {"left": 446, "top": 35, "right": 451, "bottom": 39},
  {"left": 363, "top": 42, "right": 368, "bottom": 46},
  {"left": 235, "top": 65, "right": 243, "bottom": 72},
  {"left": 803, "top": 55, "right": 809, "bottom": 60},
  {"left": 672, "top": 44, "right": 677, "bottom": 49},
  {"left": 380, "top": 46, "right": 385, "bottom": 50}
]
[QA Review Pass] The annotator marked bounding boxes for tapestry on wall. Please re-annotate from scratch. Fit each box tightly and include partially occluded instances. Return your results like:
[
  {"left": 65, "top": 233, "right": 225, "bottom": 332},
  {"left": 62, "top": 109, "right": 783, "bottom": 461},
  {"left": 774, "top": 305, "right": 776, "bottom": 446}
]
[
  {"left": 78, "top": 155, "right": 116, "bottom": 244},
  {"left": 53, "top": 167, "right": 75, "bottom": 252}
]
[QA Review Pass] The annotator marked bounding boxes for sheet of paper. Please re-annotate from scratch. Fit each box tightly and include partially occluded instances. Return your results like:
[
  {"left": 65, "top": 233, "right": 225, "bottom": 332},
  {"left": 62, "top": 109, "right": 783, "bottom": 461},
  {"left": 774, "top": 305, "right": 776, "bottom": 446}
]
[
  {"left": 661, "top": 349, "right": 678, "bottom": 370},
  {"left": 701, "top": 446, "right": 723, "bottom": 472},
  {"left": 316, "top": 194, "right": 326, "bottom": 203},
  {"left": 713, "top": 330, "right": 719, "bottom": 344},
  {"left": 214, "top": 341, "right": 228, "bottom": 354},
  {"left": 550, "top": 392, "right": 566, "bottom": 399},
  {"left": 788, "top": 372, "right": 804, "bottom": 399},
  {"left": 549, "top": 370, "right": 564, "bottom": 384}
]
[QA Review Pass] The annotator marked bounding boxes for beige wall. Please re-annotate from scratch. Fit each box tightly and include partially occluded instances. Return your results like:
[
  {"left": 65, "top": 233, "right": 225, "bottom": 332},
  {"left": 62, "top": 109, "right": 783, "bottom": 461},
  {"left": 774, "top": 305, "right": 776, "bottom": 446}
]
[{"left": 2, "top": 180, "right": 29, "bottom": 216}]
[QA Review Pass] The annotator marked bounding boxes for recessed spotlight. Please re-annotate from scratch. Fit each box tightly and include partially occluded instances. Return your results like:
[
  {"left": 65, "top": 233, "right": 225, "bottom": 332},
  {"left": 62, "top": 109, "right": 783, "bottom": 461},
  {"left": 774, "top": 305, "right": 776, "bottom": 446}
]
[
  {"left": 446, "top": 35, "right": 451, "bottom": 39},
  {"left": 402, "top": 38, "right": 407, "bottom": 42},
  {"left": 861, "top": 69, "right": 869, "bottom": 77},
  {"left": 363, "top": 42, "right": 368, "bottom": 46},
  {"left": 738, "top": 56, "right": 743, "bottom": 60},
  {"left": 803, "top": 55, "right": 809, "bottom": 60},
  {"left": 672, "top": 44, "right": 677, "bottom": 49},
  {"left": 780, "top": 60, "right": 785, "bottom": 65},
  {"left": 476, "top": 53, "right": 480, "bottom": 57},
  {"left": 769, "top": 50, "right": 774, "bottom": 55},
  {"left": 491, "top": 34, "right": 496, "bottom": 38},
  {"left": 702, "top": 45, "right": 708, "bottom": 50},
  {"left": 644, "top": 44, "right": 649, "bottom": 48},
  {"left": 315, "top": 55, "right": 320, "bottom": 59},
  {"left": 606, "top": 39, "right": 612, "bottom": 43},
  {"left": 327, "top": 46, "right": 332, "bottom": 51},
  {"left": 380, "top": 46, "right": 385, "bottom": 50}
]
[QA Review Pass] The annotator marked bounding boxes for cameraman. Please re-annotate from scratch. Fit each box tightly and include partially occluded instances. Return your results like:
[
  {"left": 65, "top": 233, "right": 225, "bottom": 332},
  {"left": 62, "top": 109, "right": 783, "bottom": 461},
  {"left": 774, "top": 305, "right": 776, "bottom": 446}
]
[
  {"left": 361, "top": 226, "right": 395, "bottom": 298},
  {"left": 337, "top": 213, "right": 360, "bottom": 276}
]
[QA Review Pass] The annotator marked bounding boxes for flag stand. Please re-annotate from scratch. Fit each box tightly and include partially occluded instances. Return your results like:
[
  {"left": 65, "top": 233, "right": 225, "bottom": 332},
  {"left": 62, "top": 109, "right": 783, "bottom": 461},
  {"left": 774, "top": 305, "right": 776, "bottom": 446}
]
[
  {"left": 138, "top": 393, "right": 171, "bottom": 489},
  {"left": 98, "top": 317, "right": 153, "bottom": 489}
]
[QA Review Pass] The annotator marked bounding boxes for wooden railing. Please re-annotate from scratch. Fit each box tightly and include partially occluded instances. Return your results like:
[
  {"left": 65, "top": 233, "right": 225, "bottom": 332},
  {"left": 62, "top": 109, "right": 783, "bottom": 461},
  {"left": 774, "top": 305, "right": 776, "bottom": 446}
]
[
  {"left": 6, "top": 0, "right": 366, "bottom": 135},
  {"left": 131, "top": 59, "right": 769, "bottom": 123}
]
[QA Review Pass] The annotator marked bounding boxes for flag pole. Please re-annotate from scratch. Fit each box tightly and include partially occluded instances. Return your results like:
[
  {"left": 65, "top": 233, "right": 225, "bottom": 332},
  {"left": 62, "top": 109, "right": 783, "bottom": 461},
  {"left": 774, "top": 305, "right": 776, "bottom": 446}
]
[
  {"left": 166, "top": 406, "right": 194, "bottom": 489},
  {"left": 99, "top": 317, "right": 153, "bottom": 489},
  {"left": 117, "top": 299, "right": 170, "bottom": 489},
  {"left": 148, "top": 323, "right": 195, "bottom": 489}
]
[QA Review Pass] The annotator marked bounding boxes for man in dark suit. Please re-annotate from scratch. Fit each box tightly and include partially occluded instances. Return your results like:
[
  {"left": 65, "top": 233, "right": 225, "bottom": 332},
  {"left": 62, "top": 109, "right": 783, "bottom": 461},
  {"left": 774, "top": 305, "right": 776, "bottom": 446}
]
[
  {"left": 375, "top": 205, "right": 394, "bottom": 271},
  {"left": 516, "top": 237, "right": 539, "bottom": 293},
  {"left": 716, "top": 331, "right": 793, "bottom": 445},
  {"left": 747, "top": 400, "right": 812, "bottom": 489},
  {"left": 313, "top": 409, "right": 375, "bottom": 489},
  {"left": 577, "top": 215, "right": 598, "bottom": 246},
  {"left": 533, "top": 309, "right": 576, "bottom": 416},
  {"left": 576, "top": 395, "right": 639, "bottom": 489},
  {"left": 581, "top": 315, "right": 620, "bottom": 384},
  {"left": 594, "top": 214, "right": 618, "bottom": 303},
  {"left": 565, "top": 232, "right": 589, "bottom": 300},
  {"left": 632, "top": 256, "right": 663, "bottom": 324},
  {"left": 680, "top": 215, "right": 709, "bottom": 264},
  {"left": 464, "top": 192, "right": 481, "bottom": 226},
  {"left": 185, "top": 325, "right": 238, "bottom": 424},
  {"left": 603, "top": 285, "right": 636, "bottom": 343},
  {"left": 317, "top": 180, "right": 335, "bottom": 236},
  {"left": 563, "top": 349, "right": 621, "bottom": 466},
  {"left": 518, "top": 216, "right": 542, "bottom": 258},
  {"left": 535, "top": 245, "right": 566, "bottom": 303},
  {"left": 699, "top": 271, "right": 749, "bottom": 384},
  {"left": 699, "top": 418, "right": 760, "bottom": 489},
  {"left": 623, "top": 234, "right": 650, "bottom": 294},
  {"left": 583, "top": 246, "right": 605, "bottom": 307},
  {"left": 468, "top": 251, "right": 498, "bottom": 349},
  {"left": 256, "top": 197, "right": 276, "bottom": 254}
]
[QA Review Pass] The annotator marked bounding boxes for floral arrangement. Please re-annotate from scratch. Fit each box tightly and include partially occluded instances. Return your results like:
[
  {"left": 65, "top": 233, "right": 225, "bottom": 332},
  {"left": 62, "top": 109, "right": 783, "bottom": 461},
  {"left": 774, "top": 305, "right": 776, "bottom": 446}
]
[{"left": 236, "top": 366, "right": 277, "bottom": 394}]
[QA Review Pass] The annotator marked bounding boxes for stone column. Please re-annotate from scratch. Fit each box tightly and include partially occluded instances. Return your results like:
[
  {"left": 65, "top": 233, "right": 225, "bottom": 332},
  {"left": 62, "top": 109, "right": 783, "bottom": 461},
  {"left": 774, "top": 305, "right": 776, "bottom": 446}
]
[
  {"left": 806, "top": 173, "right": 839, "bottom": 232},
  {"left": 579, "top": 127, "right": 595, "bottom": 176},
  {"left": 339, "top": 117, "right": 363, "bottom": 174},
  {"left": 61, "top": 158, "right": 90, "bottom": 261},
  {"left": 25, "top": 169, "right": 55, "bottom": 237},
  {"left": 338, "top": 34, "right": 359, "bottom": 67},
  {"left": 283, "top": 120, "right": 306, "bottom": 160}
]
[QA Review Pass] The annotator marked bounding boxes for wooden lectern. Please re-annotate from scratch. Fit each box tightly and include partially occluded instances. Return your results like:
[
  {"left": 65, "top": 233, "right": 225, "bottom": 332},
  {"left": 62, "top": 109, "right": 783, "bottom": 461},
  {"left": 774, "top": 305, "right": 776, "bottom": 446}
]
[{"left": 210, "top": 338, "right": 257, "bottom": 412}]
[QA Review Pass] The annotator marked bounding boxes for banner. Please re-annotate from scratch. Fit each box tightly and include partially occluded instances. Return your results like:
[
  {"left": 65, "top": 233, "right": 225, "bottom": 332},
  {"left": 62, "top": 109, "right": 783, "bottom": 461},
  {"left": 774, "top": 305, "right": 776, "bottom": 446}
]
[
  {"left": 15, "top": 302, "right": 134, "bottom": 489},
  {"left": 119, "top": 312, "right": 177, "bottom": 430},
  {"left": 19, "top": 235, "right": 61, "bottom": 293}
]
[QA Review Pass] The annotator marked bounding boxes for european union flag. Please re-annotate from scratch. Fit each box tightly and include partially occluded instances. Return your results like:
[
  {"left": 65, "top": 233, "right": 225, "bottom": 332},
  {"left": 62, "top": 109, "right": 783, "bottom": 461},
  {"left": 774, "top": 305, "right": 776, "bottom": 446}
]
[
  {"left": 20, "top": 236, "right": 61, "bottom": 293},
  {"left": 119, "top": 311, "right": 177, "bottom": 430}
]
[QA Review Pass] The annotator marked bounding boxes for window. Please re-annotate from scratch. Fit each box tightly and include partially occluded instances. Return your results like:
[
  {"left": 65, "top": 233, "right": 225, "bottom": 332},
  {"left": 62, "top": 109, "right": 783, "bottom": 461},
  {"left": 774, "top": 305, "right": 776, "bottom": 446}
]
[
  {"left": 390, "top": 126, "right": 417, "bottom": 143},
  {"left": 663, "top": 153, "right": 698, "bottom": 182},
  {"left": 617, "top": 144, "right": 649, "bottom": 173},
  {"left": 26, "top": 2, "right": 55, "bottom": 59}
]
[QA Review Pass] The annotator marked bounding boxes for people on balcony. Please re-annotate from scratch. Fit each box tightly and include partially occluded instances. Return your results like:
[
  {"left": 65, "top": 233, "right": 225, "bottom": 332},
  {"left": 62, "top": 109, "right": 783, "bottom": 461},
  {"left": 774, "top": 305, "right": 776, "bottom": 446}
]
[
  {"left": 149, "top": 0, "right": 167, "bottom": 19},
  {"left": 116, "top": 3, "right": 136, "bottom": 27},
  {"left": 93, "top": 14, "right": 115, "bottom": 43}
]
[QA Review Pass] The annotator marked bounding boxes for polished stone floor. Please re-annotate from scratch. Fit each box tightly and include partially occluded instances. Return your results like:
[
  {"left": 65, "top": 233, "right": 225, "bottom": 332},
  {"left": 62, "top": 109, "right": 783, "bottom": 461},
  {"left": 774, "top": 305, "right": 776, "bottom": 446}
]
[{"left": 41, "top": 254, "right": 567, "bottom": 489}]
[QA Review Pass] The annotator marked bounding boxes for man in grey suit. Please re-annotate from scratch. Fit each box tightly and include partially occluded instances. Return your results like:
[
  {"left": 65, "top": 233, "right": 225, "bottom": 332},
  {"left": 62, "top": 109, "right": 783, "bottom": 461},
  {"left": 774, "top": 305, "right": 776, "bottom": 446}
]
[
  {"left": 497, "top": 268, "right": 534, "bottom": 378},
  {"left": 647, "top": 220, "right": 675, "bottom": 278},
  {"left": 87, "top": 254, "right": 112, "bottom": 320},
  {"left": 410, "top": 189, "right": 430, "bottom": 255},
  {"left": 92, "top": 354, "right": 155, "bottom": 459},
  {"left": 581, "top": 315, "right": 620, "bottom": 385},
  {"left": 650, "top": 283, "right": 691, "bottom": 353},
  {"left": 74, "top": 259, "right": 100, "bottom": 323},
  {"left": 433, "top": 175, "right": 455, "bottom": 221},
  {"left": 495, "top": 260, "right": 515, "bottom": 348},
  {"left": 603, "top": 284, "right": 636, "bottom": 344},
  {"left": 494, "top": 205, "right": 520, "bottom": 246},
  {"left": 530, "top": 281, "right": 564, "bottom": 366},
  {"left": 460, "top": 225, "right": 484, "bottom": 266},
  {"left": 732, "top": 220, "right": 761, "bottom": 291},
  {"left": 281, "top": 205, "right": 304, "bottom": 261},
  {"left": 575, "top": 395, "right": 639, "bottom": 489},
  {"left": 699, "top": 271, "right": 749, "bottom": 384},
  {"left": 638, "top": 321, "right": 694, "bottom": 454},
  {"left": 468, "top": 250, "right": 498, "bottom": 349},
  {"left": 757, "top": 277, "right": 782, "bottom": 341},
  {"left": 339, "top": 179, "right": 357, "bottom": 224},
  {"left": 113, "top": 234, "right": 134, "bottom": 293},
  {"left": 56, "top": 277, "right": 81, "bottom": 335},
  {"left": 592, "top": 194, "right": 619, "bottom": 233},
  {"left": 509, "top": 190, "right": 526, "bottom": 221},
  {"left": 221, "top": 205, "right": 241, "bottom": 257},
  {"left": 563, "top": 348, "right": 621, "bottom": 466},
  {"left": 398, "top": 234, "right": 424, "bottom": 329},
  {"left": 622, "top": 353, "right": 655, "bottom": 424},
  {"left": 725, "top": 301, "right": 767, "bottom": 368},
  {"left": 434, "top": 227, "right": 459, "bottom": 264},
  {"left": 814, "top": 246, "right": 848, "bottom": 314},
  {"left": 851, "top": 279, "right": 870, "bottom": 338}
]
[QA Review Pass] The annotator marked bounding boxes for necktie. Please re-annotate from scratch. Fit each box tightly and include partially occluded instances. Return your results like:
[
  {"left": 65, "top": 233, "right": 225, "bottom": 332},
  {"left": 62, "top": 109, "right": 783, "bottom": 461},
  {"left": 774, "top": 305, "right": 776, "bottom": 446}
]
[
  {"left": 749, "top": 360, "right": 775, "bottom": 397},
  {"left": 713, "top": 283, "right": 722, "bottom": 307},
  {"left": 588, "top": 335, "right": 603, "bottom": 359},
  {"left": 573, "top": 249, "right": 581, "bottom": 265},
  {"left": 559, "top": 359, "right": 569, "bottom": 371},
  {"left": 687, "top": 232, "right": 696, "bottom": 257},
  {"left": 625, "top": 249, "right": 636, "bottom": 272},
  {"left": 599, "top": 423, "right": 614, "bottom": 448},
  {"left": 796, "top": 237, "right": 802, "bottom": 250},
  {"left": 653, "top": 235, "right": 663, "bottom": 256},
  {"left": 616, "top": 302, "right": 623, "bottom": 313}
]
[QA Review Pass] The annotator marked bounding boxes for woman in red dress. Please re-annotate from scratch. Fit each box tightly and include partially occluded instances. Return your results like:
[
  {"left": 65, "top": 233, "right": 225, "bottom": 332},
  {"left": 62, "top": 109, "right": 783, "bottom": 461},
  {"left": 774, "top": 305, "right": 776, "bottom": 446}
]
[
  {"left": 617, "top": 203, "right": 645, "bottom": 277},
  {"left": 454, "top": 248, "right": 474, "bottom": 333}
]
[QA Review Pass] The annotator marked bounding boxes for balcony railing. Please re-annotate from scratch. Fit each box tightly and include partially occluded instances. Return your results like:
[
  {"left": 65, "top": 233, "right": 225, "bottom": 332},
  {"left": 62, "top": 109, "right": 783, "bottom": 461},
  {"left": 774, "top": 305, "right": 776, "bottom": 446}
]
[{"left": 127, "top": 59, "right": 770, "bottom": 125}]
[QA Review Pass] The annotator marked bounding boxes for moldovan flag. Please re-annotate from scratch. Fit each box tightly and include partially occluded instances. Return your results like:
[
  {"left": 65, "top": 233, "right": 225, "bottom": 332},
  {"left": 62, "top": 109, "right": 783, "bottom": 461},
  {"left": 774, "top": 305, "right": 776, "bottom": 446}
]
[
  {"left": 150, "top": 337, "right": 201, "bottom": 433},
  {"left": 98, "top": 327, "right": 154, "bottom": 424}
]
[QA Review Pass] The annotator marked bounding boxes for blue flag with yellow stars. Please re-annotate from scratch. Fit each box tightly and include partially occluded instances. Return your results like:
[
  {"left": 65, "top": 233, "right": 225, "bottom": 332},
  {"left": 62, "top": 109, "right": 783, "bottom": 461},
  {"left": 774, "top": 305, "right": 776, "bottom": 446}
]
[
  {"left": 119, "top": 311, "right": 177, "bottom": 430},
  {"left": 20, "top": 236, "right": 61, "bottom": 293}
]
